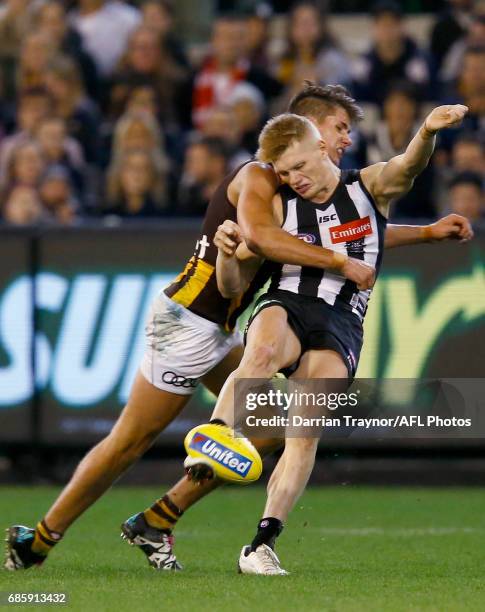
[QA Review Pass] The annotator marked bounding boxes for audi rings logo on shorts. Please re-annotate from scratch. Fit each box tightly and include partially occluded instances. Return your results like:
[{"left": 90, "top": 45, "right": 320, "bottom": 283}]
[{"left": 162, "top": 371, "right": 198, "bottom": 389}]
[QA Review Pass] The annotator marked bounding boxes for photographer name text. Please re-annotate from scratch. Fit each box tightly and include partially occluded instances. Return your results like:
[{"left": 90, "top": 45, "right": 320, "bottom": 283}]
[{"left": 245, "top": 415, "right": 472, "bottom": 428}]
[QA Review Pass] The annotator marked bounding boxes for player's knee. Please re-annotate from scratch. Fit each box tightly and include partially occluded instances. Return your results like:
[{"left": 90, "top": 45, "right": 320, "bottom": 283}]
[{"left": 241, "top": 343, "right": 279, "bottom": 377}]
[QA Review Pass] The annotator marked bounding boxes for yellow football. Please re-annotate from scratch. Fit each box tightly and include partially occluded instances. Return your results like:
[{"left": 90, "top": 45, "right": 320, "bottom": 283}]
[{"left": 184, "top": 423, "right": 262, "bottom": 484}]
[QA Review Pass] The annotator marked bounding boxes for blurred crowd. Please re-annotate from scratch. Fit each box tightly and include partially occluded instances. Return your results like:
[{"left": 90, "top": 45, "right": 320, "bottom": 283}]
[{"left": 0, "top": 0, "right": 483, "bottom": 225}]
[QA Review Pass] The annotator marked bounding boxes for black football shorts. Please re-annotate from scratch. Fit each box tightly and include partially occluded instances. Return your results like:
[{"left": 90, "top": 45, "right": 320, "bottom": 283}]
[{"left": 245, "top": 289, "right": 364, "bottom": 378}]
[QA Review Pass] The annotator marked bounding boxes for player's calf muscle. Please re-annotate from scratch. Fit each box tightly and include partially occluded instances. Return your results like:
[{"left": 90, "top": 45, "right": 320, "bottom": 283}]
[{"left": 101, "top": 430, "right": 153, "bottom": 465}]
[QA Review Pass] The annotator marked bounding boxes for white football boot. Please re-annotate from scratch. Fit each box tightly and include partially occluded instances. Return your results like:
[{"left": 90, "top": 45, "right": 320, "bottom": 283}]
[
  {"left": 120, "top": 513, "right": 182, "bottom": 570},
  {"left": 238, "top": 544, "right": 289, "bottom": 575}
]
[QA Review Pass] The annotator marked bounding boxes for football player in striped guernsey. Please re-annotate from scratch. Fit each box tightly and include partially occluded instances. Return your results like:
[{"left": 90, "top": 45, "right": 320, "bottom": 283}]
[
  {"left": 202, "top": 106, "right": 469, "bottom": 575},
  {"left": 5, "top": 83, "right": 471, "bottom": 573}
]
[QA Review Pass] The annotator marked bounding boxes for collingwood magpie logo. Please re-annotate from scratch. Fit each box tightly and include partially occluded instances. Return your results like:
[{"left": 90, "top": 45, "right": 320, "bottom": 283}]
[{"left": 296, "top": 233, "right": 316, "bottom": 244}]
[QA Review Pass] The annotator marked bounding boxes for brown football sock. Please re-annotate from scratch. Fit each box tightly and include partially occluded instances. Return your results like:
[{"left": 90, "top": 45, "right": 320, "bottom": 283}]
[
  {"left": 143, "top": 495, "right": 184, "bottom": 532},
  {"left": 31, "top": 520, "right": 63, "bottom": 556}
]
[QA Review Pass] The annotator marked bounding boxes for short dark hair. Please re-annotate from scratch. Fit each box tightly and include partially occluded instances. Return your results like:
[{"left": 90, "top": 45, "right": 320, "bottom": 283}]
[
  {"left": 449, "top": 171, "right": 483, "bottom": 192},
  {"left": 453, "top": 132, "right": 483, "bottom": 150},
  {"left": 464, "top": 44, "right": 485, "bottom": 59},
  {"left": 288, "top": 81, "right": 364, "bottom": 125},
  {"left": 214, "top": 11, "right": 246, "bottom": 24},
  {"left": 371, "top": 0, "right": 403, "bottom": 19},
  {"left": 191, "top": 136, "right": 230, "bottom": 160},
  {"left": 384, "top": 79, "right": 419, "bottom": 102}
]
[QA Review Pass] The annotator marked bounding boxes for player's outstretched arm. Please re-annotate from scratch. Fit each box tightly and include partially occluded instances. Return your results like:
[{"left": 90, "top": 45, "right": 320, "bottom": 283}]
[
  {"left": 215, "top": 220, "right": 262, "bottom": 298},
  {"left": 233, "top": 162, "right": 375, "bottom": 290},
  {"left": 384, "top": 214, "right": 474, "bottom": 248},
  {"left": 362, "top": 105, "right": 468, "bottom": 216}
]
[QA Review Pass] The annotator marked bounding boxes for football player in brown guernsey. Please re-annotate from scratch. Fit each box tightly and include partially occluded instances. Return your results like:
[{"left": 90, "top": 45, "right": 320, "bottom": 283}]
[{"left": 5, "top": 84, "right": 472, "bottom": 572}]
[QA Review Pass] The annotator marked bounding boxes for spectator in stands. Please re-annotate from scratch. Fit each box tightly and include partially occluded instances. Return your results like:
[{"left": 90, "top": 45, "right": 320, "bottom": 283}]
[
  {"left": 140, "top": 0, "right": 189, "bottom": 69},
  {"left": 448, "top": 171, "right": 484, "bottom": 220},
  {"left": 430, "top": 0, "right": 474, "bottom": 72},
  {"left": 352, "top": 0, "right": 431, "bottom": 106},
  {"left": 110, "top": 111, "right": 166, "bottom": 160},
  {"left": 0, "top": 87, "right": 51, "bottom": 183},
  {"left": 34, "top": 116, "right": 86, "bottom": 199},
  {"left": 244, "top": 4, "right": 273, "bottom": 70},
  {"left": 125, "top": 84, "right": 159, "bottom": 118},
  {"left": 177, "top": 136, "right": 228, "bottom": 216},
  {"left": 0, "top": 0, "right": 37, "bottom": 100},
  {"left": 455, "top": 45, "right": 485, "bottom": 121},
  {"left": 107, "top": 25, "right": 187, "bottom": 128},
  {"left": 17, "top": 31, "right": 56, "bottom": 93},
  {"left": 201, "top": 105, "right": 251, "bottom": 169},
  {"left": 100, "top": 83, "right": 165, "bottom": 164},
  {"left": 0, "top": 0, "right": 33, "bottom": 56},
  {"left": 367, "top": 81, "right": 435, "bottom": 219},
  {"left": 39, "top": 164, "right": 79, "bottom": 223},
  {"left": 44, "top": 56, "right": 100, "bottom": 163},
  {"left": 107, "top": 110, "right": 169, "bottom": 193},
  {"left": 35, "top": 1, "right": 99, "bottom": 100},
  {"left": 190, "top": 14, "right": 282, "bottom": 129},
  {"left": 69, "top": 0, "right": 141, "bottom": 77},
  {"left": 1, "top": 140, "right": 45, "bottom": 196},
  {"left": 227, "top": 82, "right": 265, "bottom": 154},
  {"left": 276, "top": 2, "right": 352, "bottom": 100},
  {"left": 104, "top": 148, "right": 168, "bottom": 217},
  {"left": 2, "top": 185, "right": 43, "bottom": 225},
  {"left": 436, "top": 133, "right": 484, "bottom": 213},
  {"left": 439, "top": 45, "right": 485, "bottom": 153},
  {"left": 451, "top": 133, "right": 484, "bottom": 174},
  {"left": 439, "top": 9, "right": 485, "bottom": 86},
  {"left": 367, "top": 81, "right": 420, "bottom": 160}
]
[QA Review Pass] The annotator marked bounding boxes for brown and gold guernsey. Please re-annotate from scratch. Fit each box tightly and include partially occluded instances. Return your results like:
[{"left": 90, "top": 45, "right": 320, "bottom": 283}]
[{"left": 164, "top": 163, "right": 273, "bottom": 331}]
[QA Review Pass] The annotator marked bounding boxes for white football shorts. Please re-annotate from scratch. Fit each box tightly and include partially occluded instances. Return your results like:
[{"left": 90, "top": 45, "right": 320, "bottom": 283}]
[{"left": 140, "top": 292, "right": 242, "bottom": 395}]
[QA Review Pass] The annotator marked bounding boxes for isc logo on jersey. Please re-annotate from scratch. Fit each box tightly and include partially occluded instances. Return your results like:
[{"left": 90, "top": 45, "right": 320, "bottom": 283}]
[
  {"left": 184, "top": 423, "right": 262, "bottom": 484},
  {"left": 318, "top": 213, "right": 337, "bottom": 223}
]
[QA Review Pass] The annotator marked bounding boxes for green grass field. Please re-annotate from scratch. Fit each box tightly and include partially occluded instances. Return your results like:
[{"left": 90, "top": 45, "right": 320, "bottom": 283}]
[{"left": 1, "top": 486, "right": 485, "bottom": 611}]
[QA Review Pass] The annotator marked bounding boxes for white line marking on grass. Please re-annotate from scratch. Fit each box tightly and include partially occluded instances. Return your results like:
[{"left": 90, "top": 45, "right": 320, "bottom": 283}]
[{"left": 316, "top": 527, "right": 484, "bottom": 537}]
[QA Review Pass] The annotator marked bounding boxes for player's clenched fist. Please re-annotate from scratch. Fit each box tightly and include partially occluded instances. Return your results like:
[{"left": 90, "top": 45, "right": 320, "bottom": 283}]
[
  {"left": 423, "top": 105, "right": 468, "bottom": 134},
  {"left": 341, "top": 257, "right": 375, "bottom": 291},
  {"left": 214, "top": 220, "right": 243, "bottom": 256},
  {"left": 427, "top": 214, "right": 474, "bottom": 243}
]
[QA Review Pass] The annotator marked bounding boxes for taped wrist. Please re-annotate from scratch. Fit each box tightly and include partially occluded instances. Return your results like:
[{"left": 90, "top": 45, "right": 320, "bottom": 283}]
[{"left": 420, "top": 225, "right": 434, "bottom": 241}]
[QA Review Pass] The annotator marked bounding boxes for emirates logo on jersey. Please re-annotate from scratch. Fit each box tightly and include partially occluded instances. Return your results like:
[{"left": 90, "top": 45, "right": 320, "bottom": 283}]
[{"left": 330, "top": 216, "right": 373, "bottom": 244}]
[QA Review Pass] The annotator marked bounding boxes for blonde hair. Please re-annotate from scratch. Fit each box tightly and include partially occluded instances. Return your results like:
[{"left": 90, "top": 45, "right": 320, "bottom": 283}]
[
  {"left": 106, "top": 148, "right": 167, "bottom": 208},
  {"left": 111, "top": 111, "right": 165, "bottom": 157},
  {"left": 256, "top": 113, "right": 316, "bottom": 163},
  {"left": 0, "top": 140, "right": 44, "bottom": 194}
]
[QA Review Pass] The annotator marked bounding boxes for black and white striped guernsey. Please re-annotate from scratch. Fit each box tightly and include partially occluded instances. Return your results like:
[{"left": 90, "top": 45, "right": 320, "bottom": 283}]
[{"left": 269, "top": 169, "right": 387, "bottom": 321}]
